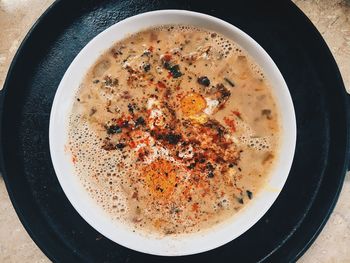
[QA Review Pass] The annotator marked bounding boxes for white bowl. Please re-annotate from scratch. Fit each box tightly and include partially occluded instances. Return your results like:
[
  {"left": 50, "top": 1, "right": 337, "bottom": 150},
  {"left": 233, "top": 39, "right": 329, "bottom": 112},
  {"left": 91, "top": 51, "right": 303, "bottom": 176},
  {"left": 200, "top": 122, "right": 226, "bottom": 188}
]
[{"left": 49, "top": 10, "right": 296, "bottom": 256}]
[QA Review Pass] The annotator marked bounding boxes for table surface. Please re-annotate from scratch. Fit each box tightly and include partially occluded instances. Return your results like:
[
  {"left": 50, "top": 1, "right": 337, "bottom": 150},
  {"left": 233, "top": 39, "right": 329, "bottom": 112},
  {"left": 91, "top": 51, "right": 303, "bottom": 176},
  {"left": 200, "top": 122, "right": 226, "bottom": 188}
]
[{"left": 0, "top": 0, "right": 349, "bottom": 262}]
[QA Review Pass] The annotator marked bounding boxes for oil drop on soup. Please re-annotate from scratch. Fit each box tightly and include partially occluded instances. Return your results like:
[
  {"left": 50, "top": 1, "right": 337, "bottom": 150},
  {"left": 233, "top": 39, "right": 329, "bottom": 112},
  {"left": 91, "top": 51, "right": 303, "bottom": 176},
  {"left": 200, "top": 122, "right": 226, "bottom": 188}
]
[{"left": 68, "top": 25, "right": 280, "bottom": 235}]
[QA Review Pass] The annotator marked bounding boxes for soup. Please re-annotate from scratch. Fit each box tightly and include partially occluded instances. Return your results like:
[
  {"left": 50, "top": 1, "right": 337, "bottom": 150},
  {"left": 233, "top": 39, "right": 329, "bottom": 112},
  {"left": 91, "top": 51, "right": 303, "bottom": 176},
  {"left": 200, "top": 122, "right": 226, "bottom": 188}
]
[{"left": 68, "top": 25, "right": 280, "bottom": 235}]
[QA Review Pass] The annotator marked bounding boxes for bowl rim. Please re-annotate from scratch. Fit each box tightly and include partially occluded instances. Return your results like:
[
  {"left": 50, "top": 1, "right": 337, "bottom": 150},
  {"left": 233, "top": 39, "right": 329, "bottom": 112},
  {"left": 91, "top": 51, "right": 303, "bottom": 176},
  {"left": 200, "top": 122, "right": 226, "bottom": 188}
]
[{"left": 49, "top": 9, "right": 296, "bottom": 256}]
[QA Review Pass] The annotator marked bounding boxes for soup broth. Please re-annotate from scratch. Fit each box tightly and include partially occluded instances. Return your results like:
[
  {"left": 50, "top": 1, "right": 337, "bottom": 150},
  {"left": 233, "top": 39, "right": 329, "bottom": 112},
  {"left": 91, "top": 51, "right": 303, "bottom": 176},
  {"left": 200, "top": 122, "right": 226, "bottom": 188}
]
[{"left": 68, "top": 25, "right": 280, "bottom": 235}]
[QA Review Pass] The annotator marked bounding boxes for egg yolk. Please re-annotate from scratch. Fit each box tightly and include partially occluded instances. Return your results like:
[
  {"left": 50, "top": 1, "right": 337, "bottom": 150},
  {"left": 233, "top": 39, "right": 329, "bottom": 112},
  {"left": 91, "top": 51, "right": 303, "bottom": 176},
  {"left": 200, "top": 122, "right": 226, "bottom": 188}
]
[
  {"left": 143, "top": 159, "right": 177, "bottom": 199},
  {"left": 180, "top": 92, "right": 207, "bottom": 116}
]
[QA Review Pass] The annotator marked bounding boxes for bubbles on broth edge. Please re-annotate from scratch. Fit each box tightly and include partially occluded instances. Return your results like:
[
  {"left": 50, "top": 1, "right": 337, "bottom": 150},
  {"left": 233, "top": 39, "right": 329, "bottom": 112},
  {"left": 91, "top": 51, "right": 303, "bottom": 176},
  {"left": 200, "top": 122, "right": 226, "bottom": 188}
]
[
  {"left": 249, "top": 63, "right": 265, "bottom": 80},
  {"left": 240, "top": 136, "right": 271, "bottom": 151},
  {"left": 68, "top": 113, "right": 130, "bottom": 222},
  {"left": 212, "top": 34, "right": 235, "bottom": 59},
  {"left": 234, "top": 119, "right": 271, "bottom": 151}
]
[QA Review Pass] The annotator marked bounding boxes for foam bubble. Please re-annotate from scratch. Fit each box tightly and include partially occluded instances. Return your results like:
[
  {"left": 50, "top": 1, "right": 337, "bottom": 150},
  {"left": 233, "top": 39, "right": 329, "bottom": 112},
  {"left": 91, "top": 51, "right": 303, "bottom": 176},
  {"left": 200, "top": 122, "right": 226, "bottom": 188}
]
[
  {"left": 68, "top": 113, "right": 131, "bottom": 222},
  {"left": 233, "top": 118, "right": 271, "bottom": 151}
]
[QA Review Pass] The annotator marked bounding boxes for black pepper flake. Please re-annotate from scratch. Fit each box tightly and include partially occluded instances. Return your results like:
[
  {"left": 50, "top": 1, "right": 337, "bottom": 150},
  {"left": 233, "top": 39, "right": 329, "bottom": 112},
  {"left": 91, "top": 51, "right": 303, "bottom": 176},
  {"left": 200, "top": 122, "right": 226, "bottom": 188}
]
[
  {"left": 187, "top": 163, "right": 196, "bottom": 169},
  {"left": 169, "top": 65, "right": 182, "bottom": 78},
  {"left": 163, "top": 61, "right": 172, "bottom": 70},
  {"left": 208, "top": 171, "right": 214, "bottom": 178},
  {"left": 135, "top": 116, "right": 146, "bottom": 127},
  {"left": 197, "top": 76, "right": 210, "bottom": 87},
  {"left": 156, "top": 186, "right": 164, "bottom": 192},
  {"left": 224, "top": 77, "right": 235, "bottom": 87},
  {"left": 104, "top": 77, "right": 113, "bottom": 86},
  {"left": 206, "top": 162, "right": 214, "bottom": 171},
  {"left": 246, "top": 190, "right": 253, "bottom": 199},
  {"left": 164, "top": 133, "right": 182, "bottom": 145},
  {"left": 141, "top": 50, "right": 151, "bottom": 57},
  {"left": 121, "top": 120, "right": 129, "bottom": 128},
  {"left": 228, "top": 163, "right": 235, "bottom": 168},
  {"left": 106, "top": 125, "right": 122, "bottom": 134},
  {"left": 199, "top": 158, "right": 206, "bottom": 163},
  {"left": 174, "top": 208, "right": 180, "bottom": 213},
  {"left": 128, "top": 103, "right": 134, "bottom": 114},
  {"left": 103, "top": 76, "right": 119, "bottom": 87},
  {"left": 93, "top": 79, "right": 100, "bottom": 84},
  {"left": 216, "top": 83, "right": 231, "bottom": 100},
  {"left": 237, "top": 198, "right": 244, "bottom": 204},
  {"left": 116, "top": 143, "right": 126, "bottom": 150},
  {"left": 143, "top": 63, "right": 151, "bottom": 72}
]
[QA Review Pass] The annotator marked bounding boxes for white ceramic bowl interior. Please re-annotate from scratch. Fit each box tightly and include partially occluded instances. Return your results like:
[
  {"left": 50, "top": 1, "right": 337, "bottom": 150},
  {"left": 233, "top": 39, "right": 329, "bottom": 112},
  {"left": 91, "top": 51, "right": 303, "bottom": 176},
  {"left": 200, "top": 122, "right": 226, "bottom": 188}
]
[{"left": 49, "top": 10, "right": 296, "bottom": 256}]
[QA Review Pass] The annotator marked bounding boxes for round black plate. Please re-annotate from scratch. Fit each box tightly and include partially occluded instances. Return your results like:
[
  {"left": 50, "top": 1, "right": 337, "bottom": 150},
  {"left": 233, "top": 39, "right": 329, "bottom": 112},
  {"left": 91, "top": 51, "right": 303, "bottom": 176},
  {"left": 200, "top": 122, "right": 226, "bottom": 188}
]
[{"left": 1, "top": 0, "right": 349, "bottom": 262}]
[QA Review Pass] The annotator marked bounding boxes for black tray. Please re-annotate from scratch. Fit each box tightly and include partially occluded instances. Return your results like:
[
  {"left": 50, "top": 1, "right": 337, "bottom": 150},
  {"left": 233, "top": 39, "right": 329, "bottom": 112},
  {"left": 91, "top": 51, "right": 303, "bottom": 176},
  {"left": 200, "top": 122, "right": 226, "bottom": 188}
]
[{"left": 1, "top": 0, "right": 349, "bottom": 262}]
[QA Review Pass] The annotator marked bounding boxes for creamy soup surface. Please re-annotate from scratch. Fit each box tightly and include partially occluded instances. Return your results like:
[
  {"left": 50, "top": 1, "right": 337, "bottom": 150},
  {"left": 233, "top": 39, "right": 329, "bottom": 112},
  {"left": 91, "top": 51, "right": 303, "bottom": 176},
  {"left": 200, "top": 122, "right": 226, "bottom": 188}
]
[{"left": 68, "top": 25, "right": 280, "bottom": 235}]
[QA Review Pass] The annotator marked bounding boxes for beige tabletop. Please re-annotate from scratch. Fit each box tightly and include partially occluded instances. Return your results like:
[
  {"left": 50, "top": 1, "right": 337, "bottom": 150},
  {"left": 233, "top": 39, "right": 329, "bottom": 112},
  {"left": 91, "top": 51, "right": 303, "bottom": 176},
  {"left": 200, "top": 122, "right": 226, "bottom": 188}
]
[{"left": 0, "top": 0, "right": 349, "bottom": 262}]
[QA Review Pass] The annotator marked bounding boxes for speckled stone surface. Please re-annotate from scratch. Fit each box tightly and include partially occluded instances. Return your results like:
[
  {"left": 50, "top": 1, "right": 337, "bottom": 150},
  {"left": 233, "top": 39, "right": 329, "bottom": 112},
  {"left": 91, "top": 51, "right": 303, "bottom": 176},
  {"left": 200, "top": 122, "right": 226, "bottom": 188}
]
[{"left": 0, "top": 0, "right": 349, "bottom": 262}]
